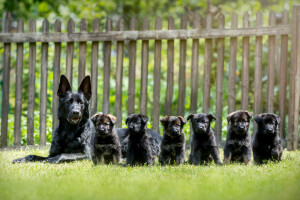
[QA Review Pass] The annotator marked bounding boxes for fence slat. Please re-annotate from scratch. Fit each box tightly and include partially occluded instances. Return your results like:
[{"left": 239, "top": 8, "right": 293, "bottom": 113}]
[
  {"left": 228, "top": 13, "right": 238, "bottom": 114},
  {"left": 52, "top": 19, "right": 61, "bottom": 135},
  {"left": 66, "top": 19, "right": 75, "bottom": 86},
  {"left": 203, "top": 13, "right": 213, "bottom": 113},
  {"left": 215, "top": 14, "right": 225, "bottom": 144},
  {"left": 127, "top": 17, "right": 137, "bottom": 115},
  {"left": 140, "top": 18, "right": 149, "bottom": 115},
  {"left": 39, "top": 19, "right": 49, "bottom": 146},
  {"left": 91, "top": 18, "right": 100, "bottom": 116},
  {"left": 253, "top": 11, "right": 263, "bottom": 133},
  {"left": 0, "top": 16, "right": 11, "bottom": 147},
  {"left": 241, "top": 13, "right": 250, "bottom": 110},
  {"left": 102, "top": 18, "right": 112, "bottom": 114},
  {"left": 27, "top": 19, "right": 36, "bottom": 145},
  {"left": 78, "top": 19, "right": 87, "bottom": 84},
  {"left": 288, "top": 5, "right": 300, "bottom": 150},
  {"left": 267, "top": 11, "right": 276, "bottom": 113},
  {"left": 278, "top": 10, "right": 289, "bottom": 142},
  {"left": 115, "top": 18, "right": 125, "bottom": 127},
  {"left": 164, "top": 17, "right": 175, "bottom": 116},
  {"left": 14, "top": 19, "right": 24, "bottom": 146},
  {"left": 190, "top": 14, "right": 200, "bottom": 114},
  {"left": 177, "top": 15, "right": 187, "bottom": 116},
  {"left": 152, "top": 17, "right": 162, "bottom": 132}
]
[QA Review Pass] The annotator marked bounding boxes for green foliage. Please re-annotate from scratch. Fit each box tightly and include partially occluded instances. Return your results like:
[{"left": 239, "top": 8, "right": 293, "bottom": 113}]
[{"left": 0, "top": 149, "right": 300, "bottom": 200}]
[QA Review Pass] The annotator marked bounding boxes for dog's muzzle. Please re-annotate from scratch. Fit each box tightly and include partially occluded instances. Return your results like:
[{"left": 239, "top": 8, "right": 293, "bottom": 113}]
[{"left": 68, "top": 110, "right": 82, "bottom": 124}]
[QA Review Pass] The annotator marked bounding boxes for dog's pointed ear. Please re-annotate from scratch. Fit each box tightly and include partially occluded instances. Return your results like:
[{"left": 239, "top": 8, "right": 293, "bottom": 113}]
[
  {"left": 125, "top": 114, "right": 134, "bottom": 125},
  {"left": 140, "top": 114, "right": 149, "bottom": 124},
  {"left": 178, "top": 116, "right": 187, "bottom": 125},
  {"left": 187, "top": 114, "right": 194, "bottom": 121},
  {"left": 254, "top": 115, "right": 262, "bottom": 125},
  {"left": 91, "top": 113, "right": 100, "bottom": 124},
  {"left": 160, "top": 116, "right": 169, "bottom": 125},
  {"left": 107, "top": 114, "right": 117, "bottom": 125},
  {"left": 207, "top": 114, "right": 216, "bottom": 122},
  {"left": 78, "top": 75, "right": 92, "bottom": 101},
  {"left": 57, "top": 75, "right": 72, "bottom": 98}
]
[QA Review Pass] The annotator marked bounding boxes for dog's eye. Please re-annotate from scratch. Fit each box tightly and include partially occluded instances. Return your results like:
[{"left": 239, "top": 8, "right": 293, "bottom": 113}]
[{"left": 67, "top": 99, "right": 73, "bottom": 104}]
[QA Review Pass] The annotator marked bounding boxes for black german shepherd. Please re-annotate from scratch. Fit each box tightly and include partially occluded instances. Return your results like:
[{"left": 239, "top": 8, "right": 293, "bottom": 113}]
[{"left": 12, "top": 75, "right": 94, "bottom": 164}]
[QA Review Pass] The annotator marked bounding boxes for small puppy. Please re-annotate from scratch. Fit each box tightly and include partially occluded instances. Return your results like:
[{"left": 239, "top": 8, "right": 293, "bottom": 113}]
[
  {"left": 224, "top": 110, "right": 252, "bottom": 165},
  {"left": 90, "top": 113, "right": 121, "bottom": 165},
  {"left": 253, "top": 113, "right": 282, "bottom": 164},
  {"left": 187, "top": 113, "right": 222, "bottom": 165},
  {"left": 159, "top": 116, "right": 186, "bottom": 165},
  {"left": 125, "top": 114, "right": 154, "bottom": 166}
]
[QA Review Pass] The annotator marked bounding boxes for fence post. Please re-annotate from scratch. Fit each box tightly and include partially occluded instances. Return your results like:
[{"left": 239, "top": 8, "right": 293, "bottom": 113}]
[
  {"left": 78, "top": 19, "right": 87, "bottom": 85},
  {"left": 66, "top": 19, "right": 75, "bottom": 86},
  {"left": 288, "top": 5, "right": 300, "bottom": 150}
]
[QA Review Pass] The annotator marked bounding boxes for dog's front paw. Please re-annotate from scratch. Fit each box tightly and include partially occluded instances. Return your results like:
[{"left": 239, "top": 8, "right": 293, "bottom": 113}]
[
  {"left": 12, "top": 155, "right": 35, "bottom": 164},
  {"left": 43, "top": 156, "right": 61, "bottom": 164}
]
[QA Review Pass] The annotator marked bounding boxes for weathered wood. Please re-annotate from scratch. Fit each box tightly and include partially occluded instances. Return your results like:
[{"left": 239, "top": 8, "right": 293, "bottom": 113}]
[
  {"left": 103, "top": 18, "right": 112, "bottom": 114},
  {"left": 90, "top": 18, "right": 100, "bottom": 116},
  {"left": 190, "top": 14, "right": 200, "bottom": 114},
  {"left": 66, "top": 19, "right": 75, "bottom": 86},
  {"left": 253, "top": 11, "right": 263, "bottom": 133},
  {"left": 127, "top": 17, "right": 137, "bottom": 115},
  {"left": 177, "top": 15, "right": 187, "bottom": 116},
  {"left": 164, "top": 17, "right": 175, "bottom": 116},
  {"left": 1, "top": 16, "right": 11, "bottom": 147},
  {"left": 0, "top": 26, "right": 291, "bottom": 43},
  {"left": 203, "top": 13, "right": 213, "bottom": 113},
  {"left": 140, "top": 18, "right": 149, "bottom": 115},
  {"left": 39, "top": 19, "right": 49, "bottom": 146},
  {"left": 152, "top": 17, "right": 162, "bottom": 132},
  {"left": 27, "top": 19, "right": 36, "bottom": 145},
  {"left": 52, "top": 19, "right": 61, "bottom": 136},
  {"left": 288, "top": 5, "right": 300, "bottom": 150},
  {"left": 215, "top": 14, "right": 225, "bottom": 144},
  {"left": 267, "top": 11, "right": 276, "bottom": 113},
  {"left": 241, "top": 12, "right": 250, "bottom": 110},
  {"left": 14, "top": 19, "right": 24, "bottom": 146},
  {"left": 78, "top": 19, "right": 87, "bottom": 85},
  {"left": 278, "top": 10, "right": 289, "bottom": 141},
  {"left": 228, "top": 13, "right": 238, "bottom": 114},
  {"left": 115, "top": 18, "right": 125, "bottom": 127}
]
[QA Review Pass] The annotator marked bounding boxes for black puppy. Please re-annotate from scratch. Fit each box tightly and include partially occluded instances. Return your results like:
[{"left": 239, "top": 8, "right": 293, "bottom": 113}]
[
  {"left": 90, "top": 113, "right": 121, "bottom": 165},
  {"left": 12, "top": 75, "right": 94, "bottom": 164},
  {"left": 159, "top": 116, "right": 186, "bottom": 165},
  {"left": 252, "top": 113, "right": 282, "bottom": 164},
  {"left": 224, "top": 110, "right": 252, "bottom": 165},
  {"left": 187, "top": 113, "right": 222, "bottom": 165},
  {"left": 125, "top": 114, "right": 154, "bottom": 166}
]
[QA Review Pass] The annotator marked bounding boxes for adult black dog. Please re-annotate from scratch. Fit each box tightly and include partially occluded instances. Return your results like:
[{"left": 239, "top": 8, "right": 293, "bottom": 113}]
[
  {"left": 224, "top": 110, "right": 252, "bottom": 165},
  {"left": 252, "top": 113, "right": 282, "bottom": 164},
  {"left": 187, "top": 113, "right": 222, "bottom": 165},
  {"left": 90, "top": 113, "right": 121, "bottom": 165},
  {"left": 125, "top": 114, "right": 155, "bottom": 166},
  {"left": 12, "top": 75, "right": 94, "bottom": 164},
  {"left": 159, "top": 116, "right": 186, "bottom": 165}
]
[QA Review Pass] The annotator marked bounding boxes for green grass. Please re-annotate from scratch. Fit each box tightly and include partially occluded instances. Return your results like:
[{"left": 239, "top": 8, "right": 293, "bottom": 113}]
[{"left": 0, "top": 148, "right": 299, "bottom": 200}]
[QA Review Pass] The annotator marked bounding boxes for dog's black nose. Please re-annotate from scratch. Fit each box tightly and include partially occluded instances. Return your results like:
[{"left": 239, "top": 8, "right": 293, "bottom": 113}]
[{"left": 72, "top": 110, "right": 80, "bottom": 116}]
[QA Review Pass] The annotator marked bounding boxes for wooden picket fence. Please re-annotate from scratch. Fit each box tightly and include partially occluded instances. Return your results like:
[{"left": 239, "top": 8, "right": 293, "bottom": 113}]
[{"left": 1, "top": 5, "right": 300, "bottom": 150}]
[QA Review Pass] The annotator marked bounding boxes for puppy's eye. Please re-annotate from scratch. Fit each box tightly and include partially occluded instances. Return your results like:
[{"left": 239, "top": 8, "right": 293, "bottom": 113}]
[{"left": 78, "top": 100, "right": 84, "bottom": 104}]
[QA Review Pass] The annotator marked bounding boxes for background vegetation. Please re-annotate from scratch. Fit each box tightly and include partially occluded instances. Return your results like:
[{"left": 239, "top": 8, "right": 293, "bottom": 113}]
[{"left": 0, "top": 0, "right": 299, "bottom": 146}]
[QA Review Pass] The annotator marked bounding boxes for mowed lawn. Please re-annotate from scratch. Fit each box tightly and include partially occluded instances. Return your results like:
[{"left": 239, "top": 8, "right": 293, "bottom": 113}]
[{"left": 0, "top": 148, "right": 299, "bottom": 200}]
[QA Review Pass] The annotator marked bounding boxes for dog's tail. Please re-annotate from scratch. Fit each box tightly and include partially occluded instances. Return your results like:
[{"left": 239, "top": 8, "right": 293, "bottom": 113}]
[{"left": 12, "top": 155, "right": 49, "bottom": 164}]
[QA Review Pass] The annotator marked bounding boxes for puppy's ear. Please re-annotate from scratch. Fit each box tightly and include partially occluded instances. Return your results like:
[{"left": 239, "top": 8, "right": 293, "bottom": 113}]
[
  {"left": 57, "top": 75, "right": 72, "bottom": 98},
  {"left": 187, "top": 114, "right": 194, "bottom": 121},
  {"left": 78, "top": 75, "right": 92, "bottom": 101},
  {"left": 125, "top": 114, "right": 134, "bottom": 125},
  {"left": 140, "top": 114, "right": 149, "bottom": 124},
  {"left": 274, "top": 114, "right": 280, "bottom": 125},
  {"left": 245, "top": 111, "right": 252, "bottom": 120},
  {"left": 160, "top": 116, "right": 169, "bottom": 125},
  {"left": 178, "top": 116, "right": 187, "bottom": 125},
  {"left": 254, "top": 115, "right": 262, "bottom": 125},
  {"left": 227, "top": 112, "right": 235, "bottom": 123},
  {"left": 107, "top": 114, "right": 117, "bottom": 125},
  {"left": 91, "top": 113, "right": 100, "bottom": 124},
  {"left": 207, "top": 114, "right": 216, "bottom": 122}
]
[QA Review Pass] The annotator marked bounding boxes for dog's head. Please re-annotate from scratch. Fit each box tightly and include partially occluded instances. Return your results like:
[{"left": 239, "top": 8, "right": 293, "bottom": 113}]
[
  {"left": 160, "top": 116, "right": 186, "bottom": 137},
  {"left": 57, "top": 75, "right": 91, "bottom": 125},
  {"left": 254, "top": 113, "right": 280, "bottom": 135},
  {"left": 91, "top": 113, "right": 117, "bottom": 136},
  {"left": 227, "top": 110, "right": 252, "bottom": 134},
  {"left": 187, "top": 113, "right": 215, "bottom": 134},
  {"left": 125, "top": 114, "right": 149, "bottom": 133}
]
